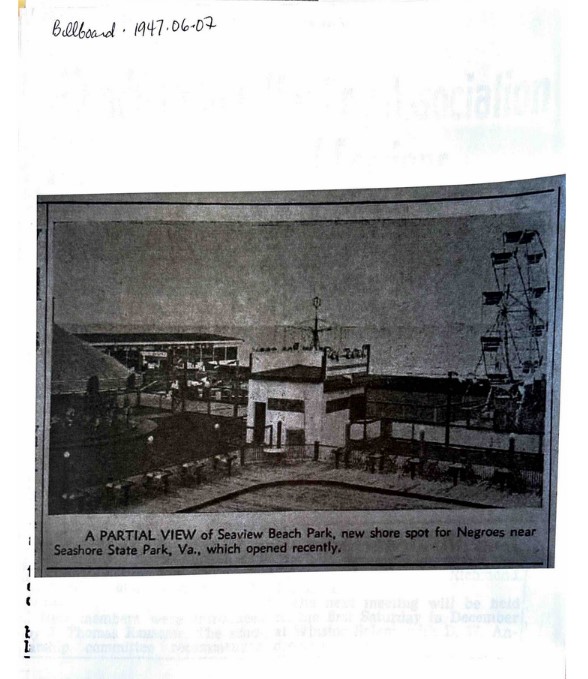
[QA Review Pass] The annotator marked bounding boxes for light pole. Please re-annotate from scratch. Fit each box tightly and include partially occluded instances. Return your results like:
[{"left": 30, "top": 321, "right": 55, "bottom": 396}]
[
  {"left": 62, "top": 450, "right": 71, "bottom": 504},
  {"left": 445, "top": 371, "right": 458, "bottom": 451},
  {"left": 214, "top": 422, "right": 221, "bottom": 454}
]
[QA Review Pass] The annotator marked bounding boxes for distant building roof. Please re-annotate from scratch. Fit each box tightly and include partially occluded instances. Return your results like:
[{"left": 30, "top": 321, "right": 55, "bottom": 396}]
[
  {"left": 75, "top": 332, "right": 243, "bottom": 346},
  {"left": 251, "top": 364, "right": 374, "bottom": 390},
  {"left": 250, "top": 366, "right": 480, "bottom": 395},
  {"left": 324, "top": 373, "right": 374, "bottom": 393},
  {"left": 366, "top": 374, "right": 488, "bottom": 396},
  {"left": 52, "top": 325, "right": 131, "bottom": 395},
  {"left": 250, "top": 364, "right": 324, "bottom": 383}
]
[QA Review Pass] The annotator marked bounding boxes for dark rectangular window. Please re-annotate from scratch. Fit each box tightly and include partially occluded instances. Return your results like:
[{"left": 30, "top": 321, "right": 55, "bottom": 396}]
[
  {"left": 268, "top": 398, "right": 305, "bottom": 413},
  {"left": 226, "top": 346, "right": 238, "bottom": 361},
  {"left": 286, "top": 428, "right": 305, "bottom": 445},
  {"left": 200, "top": 345, "right": 214, "bottom": 361},
  {"left": 350, "top": 393, "right": 366, "bottom": 421},
  {"left": 326, "top": 397, "right": 350, "bottom": 414},
  {"left": 212, "top": 346, "right": 226, "bottom": 361}
]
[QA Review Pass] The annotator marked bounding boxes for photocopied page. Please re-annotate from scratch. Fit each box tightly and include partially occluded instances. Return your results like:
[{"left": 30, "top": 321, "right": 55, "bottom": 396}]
[
  {"left": 11, "top": 0, "right": 584, "bottom": 677},
  {"left": 35, "top": 179, "right": 563, "bottom": 577}
]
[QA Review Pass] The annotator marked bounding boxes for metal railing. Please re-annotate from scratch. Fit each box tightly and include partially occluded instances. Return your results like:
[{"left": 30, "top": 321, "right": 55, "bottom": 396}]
[
  {"left": 53, "top": 434, "right": 543, "bottom": 514},
  {"left": 240, "top": 443, "right": 337, "bottom": 465}
]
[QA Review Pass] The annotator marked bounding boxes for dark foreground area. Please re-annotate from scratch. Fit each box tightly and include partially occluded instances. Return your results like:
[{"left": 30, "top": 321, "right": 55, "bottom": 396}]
[{"left": 48, "top": 411, "right": 245, "bottom": 513}]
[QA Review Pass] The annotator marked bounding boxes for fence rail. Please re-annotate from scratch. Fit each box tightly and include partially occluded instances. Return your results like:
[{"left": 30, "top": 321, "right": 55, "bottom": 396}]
[
  {"left": 330, "top": 448, "right": 543, "bottom": 492},
  {"left": 54, "top": 435, "right": 543, "bottom": 514},
  {"left": 240, "top": 443, "right": 337, "bottom": 465},
  {"left": 139, "top": 392, "right": 247, "bottom": 418},
  {"left": 361, "top": 436, "right": 544, "bottom": 472}
]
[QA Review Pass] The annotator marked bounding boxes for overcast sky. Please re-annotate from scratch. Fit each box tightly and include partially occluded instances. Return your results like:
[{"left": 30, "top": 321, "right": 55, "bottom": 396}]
[{"left": 53, "top": 213, "right": 550, "bottom": 331}]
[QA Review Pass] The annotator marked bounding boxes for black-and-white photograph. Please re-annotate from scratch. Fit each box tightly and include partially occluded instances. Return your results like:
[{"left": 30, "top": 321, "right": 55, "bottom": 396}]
[{"left": 36, "top": 177, "right": 564, "bottom": 574}]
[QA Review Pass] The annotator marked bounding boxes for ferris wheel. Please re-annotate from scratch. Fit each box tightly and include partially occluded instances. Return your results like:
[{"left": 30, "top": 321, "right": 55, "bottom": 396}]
[{"left": 477, "top": 229, "right": 550, "bottom": 385}]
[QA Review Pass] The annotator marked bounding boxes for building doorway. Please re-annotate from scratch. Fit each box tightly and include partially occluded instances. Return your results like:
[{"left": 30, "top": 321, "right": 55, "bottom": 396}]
[{"left": 253, "top": 402, "right": 266, "bottom": 444}]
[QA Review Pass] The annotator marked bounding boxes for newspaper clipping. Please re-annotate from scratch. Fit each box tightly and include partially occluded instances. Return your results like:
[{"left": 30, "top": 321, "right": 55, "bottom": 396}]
[{"left": 35, "top": 176, "right": 564, "bottom": 576}]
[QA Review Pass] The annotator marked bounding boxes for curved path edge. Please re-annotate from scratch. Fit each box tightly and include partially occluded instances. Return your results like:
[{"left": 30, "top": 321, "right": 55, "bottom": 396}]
[{"left": 176, "top": 478, "right": 501, "bottom": 512}]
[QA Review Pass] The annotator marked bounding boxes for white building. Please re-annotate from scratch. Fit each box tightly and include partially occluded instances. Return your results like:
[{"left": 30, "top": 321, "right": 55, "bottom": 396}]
[{"left": 246, "top": 345, "right": 372, "bottom": 449}]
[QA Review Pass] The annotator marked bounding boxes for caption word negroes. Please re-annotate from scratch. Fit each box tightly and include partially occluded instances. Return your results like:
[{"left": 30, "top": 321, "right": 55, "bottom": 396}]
[
  {"left": 366, "top": 526, "right": 537, "bottom": 540},
  {"left": 52, "top": 18, "right": 217, "bottom": 40}
]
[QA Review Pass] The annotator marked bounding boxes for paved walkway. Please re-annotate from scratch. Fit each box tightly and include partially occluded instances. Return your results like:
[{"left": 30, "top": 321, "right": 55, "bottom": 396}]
[{"left": 114, "top": 461, "right": 542, "bottom": 514}]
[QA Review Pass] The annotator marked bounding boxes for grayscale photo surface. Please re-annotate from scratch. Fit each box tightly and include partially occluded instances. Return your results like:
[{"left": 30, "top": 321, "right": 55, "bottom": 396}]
[{"left": 36, "top": 176, "right": 564, "bottom": 576}]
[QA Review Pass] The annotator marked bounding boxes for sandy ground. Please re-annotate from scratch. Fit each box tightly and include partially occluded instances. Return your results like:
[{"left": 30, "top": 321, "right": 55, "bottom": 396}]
[{"left": 112, "top": 461, "right": 542, "bottom": 514}]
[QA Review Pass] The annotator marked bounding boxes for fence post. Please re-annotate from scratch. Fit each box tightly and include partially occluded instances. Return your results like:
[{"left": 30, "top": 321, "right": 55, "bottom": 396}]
[
  {"left": 314, "top": 440, "right": 320, "bottom": 461},
  {"left": 419, "top": 427, "right": 426, "bottom": 460},
  {"left": 508, "top": 434, "right": 519, "bottom": 475},
  {"left": 445, "top": 371, "right": 457, "bottom": 451},
  {"left": 240, "top": 445, "right": 246, "bottom": 466}
]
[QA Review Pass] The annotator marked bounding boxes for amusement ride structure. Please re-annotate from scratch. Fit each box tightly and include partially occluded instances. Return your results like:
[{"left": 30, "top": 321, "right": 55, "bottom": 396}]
[{"left": 475, "top": 228, "right": 549, "bottom": 432}]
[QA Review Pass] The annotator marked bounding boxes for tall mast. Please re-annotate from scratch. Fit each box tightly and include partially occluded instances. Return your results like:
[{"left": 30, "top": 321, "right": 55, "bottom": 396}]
[{"left": 312, "top": 296, "right": 321, "bottom": 350}]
